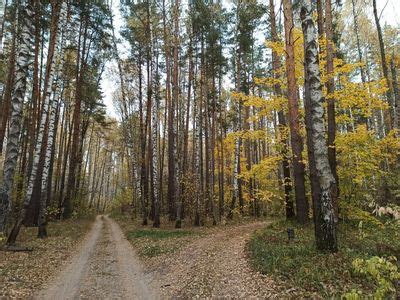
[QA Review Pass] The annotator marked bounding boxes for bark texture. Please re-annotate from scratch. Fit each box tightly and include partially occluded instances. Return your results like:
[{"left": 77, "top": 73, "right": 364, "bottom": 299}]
[
  {"left": 269, "top": 0, "right": 294, "bottom": 219},
  {"left": 301, "top": 0, "right": 338, "bottom": 252},
  {"left": 283, "top": 0, "right": 309, "bottom": 223},
  {"left": 38, "top": 1, "right": 68, "bottom": 238},
  {"left": 7, "top": 1, "right": 64, "bottom": 245},
  {"left": 0, "top": 0, "right": 35, "bottom": 234}
]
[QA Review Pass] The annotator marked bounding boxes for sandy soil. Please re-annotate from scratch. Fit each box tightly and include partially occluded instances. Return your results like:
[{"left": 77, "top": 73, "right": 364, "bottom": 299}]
[{"left": 36, "top": 215, "right": 158, "bottom": 300}]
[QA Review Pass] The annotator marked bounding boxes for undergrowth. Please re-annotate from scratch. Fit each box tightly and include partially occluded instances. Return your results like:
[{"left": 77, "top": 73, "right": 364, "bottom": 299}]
[{"left": 249, "top": 219, "right": 400, "bottom": 298}]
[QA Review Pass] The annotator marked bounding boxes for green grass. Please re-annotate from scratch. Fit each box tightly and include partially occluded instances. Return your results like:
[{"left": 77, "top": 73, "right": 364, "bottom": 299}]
[
  {"left": 140, "top": 245, "right": 177, "bottom": 257},
  {"left": 249, "top": 219, "right": 400, "bottom": 298},
  {"left": 127, "top": 229, "right": 195, "bottom": 239},
  {"left": 125, "top": 227, "right": 200, "bottom": 258}
]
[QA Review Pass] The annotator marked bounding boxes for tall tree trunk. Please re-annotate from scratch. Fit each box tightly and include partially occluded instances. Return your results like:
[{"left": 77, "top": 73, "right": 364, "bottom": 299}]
[
  {"left": 269, "top": 0, "right": 294, "bottom": 219},
  {"left": 38, "top": 2, "right": 67, "bottom": 238},
  {"left": 372, "top": 0, "right": 397, "bottom": 130},
  {"left": 351, "top": 0, "right": 366, "bottom": 84},
  {"left": 283, "top": 0, "right": 309, "bottom": 223},
  {"left": 0, "top": 0, "right": 35, "bottom": 234},
  {"left": 165, "top": 0, "right": 176, "bottom": 222},
  {"left": 173, "top": 0, "right": 182, "bottom": 228},
  {"left": 301, "top": 0, "right": 338, "bottom": 252},
  {"left": 0, "top": 0, "right": 6, "bottom": 58},
  {"left": 194, "top": 73, "right": 202, "bottom": 226},
  {"left": 0, "top": 0, "right": 7, "bottom": 98},
  {"left": 325, "top": 0, "right": 339, "bottom": 221},
  {"left": 390, "top": 54, "right": 400, "bottom": 127},
  {"left": 7, "top": 1, "right": 62, "bottom": 245},
  {"left": 63, "top": 10, "right": 88, "bottom": 218},
  {"left": 0, "top": 3, "right": 17, "bottom": 154},
  {"left": 138, "top": 57, "right": 148, "bottom": 225},
  {"left": 228, "top": 2, "right": 243, "bottom": 220},
  {"left": 26, "top": 0, "right": 41, "bottom": 179}
]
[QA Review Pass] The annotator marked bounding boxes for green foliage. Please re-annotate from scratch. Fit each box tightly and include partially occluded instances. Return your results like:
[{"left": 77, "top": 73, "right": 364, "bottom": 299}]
[
  {"left": 139, "top": 245, "right": 176, "bottom": 258},
  {"left": 341, "top": 202, "right": 384, "bottom": 228},
  {"left": 350, "top": 256, "right": 400, "bottom": 298},
  {"left": 128, "top": 229, "right": 195, "bottom": 240},
  {"left": 249, "top": 220, "right": 400, "bottom": 297},
  {"left": 126, "top": 228, "right": 199, "bottom": 258},
  {"left": 112, "top": 188, "right": 133, "bottom": 209}
]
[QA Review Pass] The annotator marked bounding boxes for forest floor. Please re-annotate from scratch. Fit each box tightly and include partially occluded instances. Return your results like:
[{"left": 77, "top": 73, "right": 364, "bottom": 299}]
[
  {"left": 116, "top": 215, "right": 293, "bottom": 298},
  {"left": 0, "top": 217, "right": 93, "bottom": 298},
  {"left": 3, "top": 214, "right": 332, "bottom": 299}
]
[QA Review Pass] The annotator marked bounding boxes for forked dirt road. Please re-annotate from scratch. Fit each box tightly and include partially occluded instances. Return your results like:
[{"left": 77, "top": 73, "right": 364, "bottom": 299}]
[
  {"left": 37, "top": 216, "right": 280, "bottom": 299},
  {"left": 36, "top": 215, "right": 158, "bottom": 300}
]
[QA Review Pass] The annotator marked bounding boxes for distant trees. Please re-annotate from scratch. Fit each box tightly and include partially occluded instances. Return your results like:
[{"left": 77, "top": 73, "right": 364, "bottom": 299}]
[{"left": 0, "top": 0, "right": 112, "bottom": 244}]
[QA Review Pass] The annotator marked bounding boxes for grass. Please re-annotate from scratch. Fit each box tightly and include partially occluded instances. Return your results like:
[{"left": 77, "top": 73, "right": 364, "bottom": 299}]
[
  {"left": 249, "top": 219, "right": 400, "bottom": 298},
  {"left": 127, "top": 229, "right": 195, "bottom": 239},
  {"left": 113, "top": 214, "right": 204, "bottom": 259},
  {"left": 127, "top": 228, "right": 199, "bottom": 257}
]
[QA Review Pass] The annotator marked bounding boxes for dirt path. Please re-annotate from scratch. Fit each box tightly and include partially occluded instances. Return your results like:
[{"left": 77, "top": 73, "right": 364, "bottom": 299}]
[
  {"left": 149, "top": 221, "right": 281, "bottom": 298},
  {"left": 36, "top": 215, "right": 158, "bottom": 300}
]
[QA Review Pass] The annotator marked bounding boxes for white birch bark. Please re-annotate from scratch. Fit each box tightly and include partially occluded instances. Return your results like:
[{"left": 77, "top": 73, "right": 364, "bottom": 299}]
[
  {"left": 301, "top": 0, "right": 338, "bottom": 251},
  {"left": 0, "top": 0, "right": 6, "bottom": 109},
  {"left": 0, "top": 1, "right": 34, "bottom": 233},
  {"left": 0, "top": 0, "right": 5, "bottom": 57},
  {"left": 37, "top": 1, "right": 68, "bottom": 236},
  {"left": 151, "top": 77, "right": 159, "bottom": 227},
  {"left": 194, "top": 89, "right": 201, "bottom": 226}
]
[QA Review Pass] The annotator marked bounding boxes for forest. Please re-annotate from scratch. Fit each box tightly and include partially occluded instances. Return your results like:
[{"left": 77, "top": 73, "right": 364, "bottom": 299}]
[{"left": 0, "top": 0, "right": 399, "bottom": 298}]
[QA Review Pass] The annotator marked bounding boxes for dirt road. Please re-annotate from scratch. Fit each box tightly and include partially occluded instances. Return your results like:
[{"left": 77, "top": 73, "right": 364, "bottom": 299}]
[
  {"left": 150, "top": 221, "right": 281, "bottom": 298},
  {"left": 36, "top": 215, "right": 158, "bottom": 300},
  {"left": 37, "top": 217, "right": 280, "bottom": 299}
]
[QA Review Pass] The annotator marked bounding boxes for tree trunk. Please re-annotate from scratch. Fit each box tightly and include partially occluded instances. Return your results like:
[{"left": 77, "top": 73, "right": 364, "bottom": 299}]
[
  {"left": 38, "top": 2, "right": 67, "bottom": 238},
  {"left": 373, "top": 0, "right": 397, "bottom": 130},
  {"left": 301, "top": 0, "right": 338, "bottom": 252},
  {"left": 63, "top": 11, "right": 88, "bottom": 218},
  {"left": 283, "top": 0, "right": 309, "bottom": 223},
  {"left": 0, "top": 3, "right": 17, "bottom": 155},
  {"left": 165, "top": 0, "right": 176, "bottom": 222},
  {"left": 0, "top": 0, "right": 7, "bottom": 97},
  {"left": 172, "top": 0, "right": 182, "bottom": 228},
  {"left": 269, "top": 0, "right": 294, "bottom": 220},
  {"left": 7, "top": 1, "right": 62, "bottom": 245},
  {"left": 0, "top": 1, "right": 35, "bottom": 234},
  {"left": 390, "top": 54, "right": 400, "bottom": 127},
  {"left": 325, "top": 0, "right": 339, "bottom": 221}
]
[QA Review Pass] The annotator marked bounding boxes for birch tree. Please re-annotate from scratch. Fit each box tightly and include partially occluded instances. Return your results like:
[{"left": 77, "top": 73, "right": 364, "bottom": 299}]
[
  {"left": 6, "top": 1, "right": 64, "bottom": 245},
  {"left": 0, "top": 0, "right": 35, "bottom": 234},
  {"left": 301, "top": 0, "right": 338, "bottom": 252},
  {"left": 38, "top": 1, "right": 68, "bottom": 238}
]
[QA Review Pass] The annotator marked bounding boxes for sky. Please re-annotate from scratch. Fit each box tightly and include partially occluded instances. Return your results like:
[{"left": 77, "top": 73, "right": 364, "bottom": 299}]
[{"left": 100, "top": 0, "right": 400, "bottom": 120}]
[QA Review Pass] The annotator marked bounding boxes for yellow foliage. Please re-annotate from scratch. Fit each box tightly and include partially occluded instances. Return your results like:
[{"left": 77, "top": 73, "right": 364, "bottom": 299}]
[
  {"left": 240, "top": 156, "right": 283, "bottom": 203},
  {"left": 336, "top": 125, "right": 400, "bottom": 202}
]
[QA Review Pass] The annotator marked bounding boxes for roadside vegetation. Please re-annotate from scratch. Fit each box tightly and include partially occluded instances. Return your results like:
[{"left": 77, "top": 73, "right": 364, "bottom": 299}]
[{"left": 249, "top": 215, "right": 400, "bottom": 298}]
